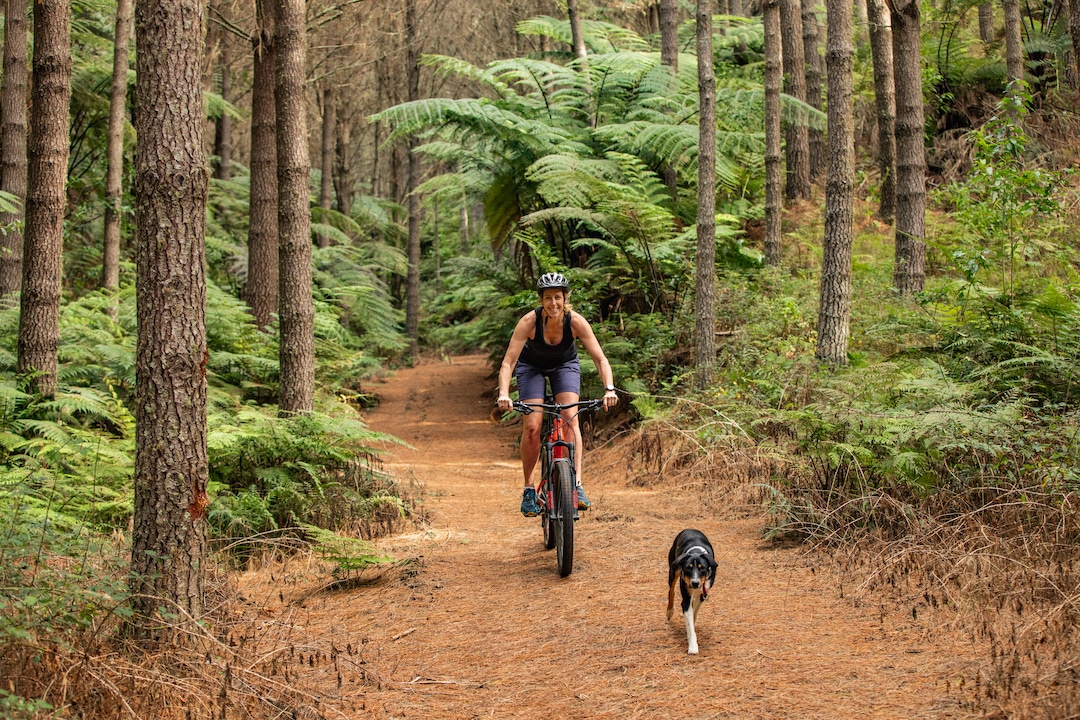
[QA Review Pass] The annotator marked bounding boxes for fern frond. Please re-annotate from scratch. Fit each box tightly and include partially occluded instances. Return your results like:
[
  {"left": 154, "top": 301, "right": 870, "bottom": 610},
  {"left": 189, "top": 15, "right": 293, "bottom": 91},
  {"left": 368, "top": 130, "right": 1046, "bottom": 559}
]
[
  {"left": 299, "top": 523, "right": 393, "bottom": 575},
  {"left": 369, "top": 98, "right": 528, "bottom": 144},
  {"left": 420, "top": 54, "right": 513, "bottom": 99}
]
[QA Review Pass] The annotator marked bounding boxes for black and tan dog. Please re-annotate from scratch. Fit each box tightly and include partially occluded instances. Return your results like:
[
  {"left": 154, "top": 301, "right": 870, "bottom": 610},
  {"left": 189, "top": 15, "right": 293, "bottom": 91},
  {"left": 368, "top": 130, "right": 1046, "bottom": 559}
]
[{"left": 667, "top": 528, "right": 718, "bottom": 655}]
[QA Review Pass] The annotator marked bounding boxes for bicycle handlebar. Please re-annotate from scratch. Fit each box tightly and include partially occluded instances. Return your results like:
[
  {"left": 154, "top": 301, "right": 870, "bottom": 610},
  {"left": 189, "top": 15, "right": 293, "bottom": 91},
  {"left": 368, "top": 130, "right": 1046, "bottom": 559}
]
[{"left": 511, "top": 398, "right": 605, "bottom": 415}]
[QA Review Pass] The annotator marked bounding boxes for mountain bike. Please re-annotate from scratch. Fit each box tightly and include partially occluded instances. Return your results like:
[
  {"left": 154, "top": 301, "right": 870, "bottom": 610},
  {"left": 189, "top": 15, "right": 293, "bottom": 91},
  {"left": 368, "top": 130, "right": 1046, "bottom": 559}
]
[{"left": 513, "top": 397, "right": 604, "bottom": 577}]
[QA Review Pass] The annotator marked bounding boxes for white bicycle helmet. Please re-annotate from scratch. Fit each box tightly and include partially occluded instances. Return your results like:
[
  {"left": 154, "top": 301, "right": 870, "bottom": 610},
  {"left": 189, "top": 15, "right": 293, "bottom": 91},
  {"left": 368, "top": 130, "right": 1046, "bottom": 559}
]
[{"left": 536, "top": 272, "right": 569, "bottom": 292}]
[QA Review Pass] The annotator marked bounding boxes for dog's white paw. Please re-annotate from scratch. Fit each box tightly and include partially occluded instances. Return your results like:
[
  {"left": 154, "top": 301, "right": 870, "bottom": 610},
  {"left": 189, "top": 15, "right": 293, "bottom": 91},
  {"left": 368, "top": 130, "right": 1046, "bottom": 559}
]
[{"left": 687, "top": 645, "right": 698, "bottom": 655}]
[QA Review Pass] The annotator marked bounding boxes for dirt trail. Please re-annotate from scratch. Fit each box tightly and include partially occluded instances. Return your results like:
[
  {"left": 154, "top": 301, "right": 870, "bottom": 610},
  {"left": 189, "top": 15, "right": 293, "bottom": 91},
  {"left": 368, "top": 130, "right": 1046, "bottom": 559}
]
[{"left": 243, "top": 355, "right": 985, "bottom": 719}]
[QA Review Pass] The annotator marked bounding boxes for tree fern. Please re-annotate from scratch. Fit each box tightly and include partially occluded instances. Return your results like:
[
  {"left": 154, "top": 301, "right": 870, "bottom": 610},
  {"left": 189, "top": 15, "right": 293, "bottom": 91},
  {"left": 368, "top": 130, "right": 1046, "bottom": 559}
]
[{"left": 515, "top": 16, "right": 650, "bottom": 54}]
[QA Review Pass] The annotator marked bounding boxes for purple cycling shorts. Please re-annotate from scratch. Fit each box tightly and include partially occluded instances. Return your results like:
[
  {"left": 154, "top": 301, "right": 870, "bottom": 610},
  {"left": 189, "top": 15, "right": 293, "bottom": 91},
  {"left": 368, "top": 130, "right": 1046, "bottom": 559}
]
[{"left": 515, "top": 358, "right": 581, "bottom": 400}]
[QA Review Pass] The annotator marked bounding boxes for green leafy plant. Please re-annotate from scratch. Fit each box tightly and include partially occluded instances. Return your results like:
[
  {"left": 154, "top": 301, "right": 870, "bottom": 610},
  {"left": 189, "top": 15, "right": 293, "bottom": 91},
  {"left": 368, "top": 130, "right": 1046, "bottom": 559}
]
[{"left": 939, "top": 87, "right": 1066, "bottom": 295}]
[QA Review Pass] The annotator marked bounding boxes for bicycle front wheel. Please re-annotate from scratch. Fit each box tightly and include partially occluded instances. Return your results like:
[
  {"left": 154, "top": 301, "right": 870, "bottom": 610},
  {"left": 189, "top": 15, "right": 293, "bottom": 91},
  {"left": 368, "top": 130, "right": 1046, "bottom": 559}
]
[{"left": 552, "top": 460, "right": 575, "bottom": 577}]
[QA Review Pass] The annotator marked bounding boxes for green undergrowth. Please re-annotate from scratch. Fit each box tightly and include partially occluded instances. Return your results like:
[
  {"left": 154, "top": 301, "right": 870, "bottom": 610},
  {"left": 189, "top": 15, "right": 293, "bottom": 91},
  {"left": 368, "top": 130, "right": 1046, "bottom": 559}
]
[{"left": 0, "top": 281, "right": 407, "bottom": 711}]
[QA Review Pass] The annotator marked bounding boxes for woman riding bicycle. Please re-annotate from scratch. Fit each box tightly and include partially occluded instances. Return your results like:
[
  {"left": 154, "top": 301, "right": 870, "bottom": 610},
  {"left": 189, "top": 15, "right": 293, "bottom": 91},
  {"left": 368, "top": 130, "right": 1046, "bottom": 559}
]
[{"left": 496, "top": 272, "right": 618, "bottom": 516}]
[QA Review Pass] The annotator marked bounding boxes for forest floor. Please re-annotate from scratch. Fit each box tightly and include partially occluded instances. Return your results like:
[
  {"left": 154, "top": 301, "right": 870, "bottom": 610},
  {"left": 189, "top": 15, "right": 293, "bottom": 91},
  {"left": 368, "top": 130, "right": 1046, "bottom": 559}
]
[{"left": 235, "top": 354, "right": 989, "bottom": 720}]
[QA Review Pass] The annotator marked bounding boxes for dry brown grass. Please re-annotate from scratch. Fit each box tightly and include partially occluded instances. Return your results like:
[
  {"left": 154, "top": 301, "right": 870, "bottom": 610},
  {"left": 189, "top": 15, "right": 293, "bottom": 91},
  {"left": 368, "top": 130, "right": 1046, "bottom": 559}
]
[
  {"left": 0, "top": 556, "right": 392, "bottom": 719},
  {"left": 817, "top": 488, "right": 1080, "bottom": 720}
]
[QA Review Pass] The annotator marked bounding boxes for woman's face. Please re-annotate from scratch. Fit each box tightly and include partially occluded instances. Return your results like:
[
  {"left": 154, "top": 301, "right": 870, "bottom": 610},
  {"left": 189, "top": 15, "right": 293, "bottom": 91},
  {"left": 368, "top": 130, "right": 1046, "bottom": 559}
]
[{"left": 540, "top": 288, "right": 567, "bottom": 316}]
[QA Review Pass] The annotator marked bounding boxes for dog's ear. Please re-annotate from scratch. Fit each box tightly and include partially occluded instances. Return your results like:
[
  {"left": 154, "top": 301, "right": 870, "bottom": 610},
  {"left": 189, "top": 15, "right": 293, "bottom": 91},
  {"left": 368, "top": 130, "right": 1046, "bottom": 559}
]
[{"left": 706, "top": 554, "right": 718, "bottom": 574}]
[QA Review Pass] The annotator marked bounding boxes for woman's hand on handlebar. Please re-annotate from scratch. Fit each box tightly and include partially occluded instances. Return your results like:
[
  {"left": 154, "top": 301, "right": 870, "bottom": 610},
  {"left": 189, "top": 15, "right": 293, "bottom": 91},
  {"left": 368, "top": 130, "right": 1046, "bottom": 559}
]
[
  {"left": 603, "top": 387, "right": 618, "bottom": 411},
  {"left": 497, "top": 394, "right": 514, "bottom": 412}
]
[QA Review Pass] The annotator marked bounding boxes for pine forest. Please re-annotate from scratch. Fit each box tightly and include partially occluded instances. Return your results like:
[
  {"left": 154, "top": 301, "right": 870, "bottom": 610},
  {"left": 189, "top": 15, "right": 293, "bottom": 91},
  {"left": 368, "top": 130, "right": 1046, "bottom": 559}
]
[{"left": 0, "top": 0, "right": 1079, "bottom": 717}]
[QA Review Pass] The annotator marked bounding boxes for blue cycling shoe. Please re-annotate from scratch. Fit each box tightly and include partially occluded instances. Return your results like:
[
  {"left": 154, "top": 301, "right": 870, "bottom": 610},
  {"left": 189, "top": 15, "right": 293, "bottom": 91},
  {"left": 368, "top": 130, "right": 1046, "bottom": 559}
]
[
  {"left": 576, "top": 483, "right": 590, "bottom": 511},
  {"left": 520, "top": 487, "right": 540, "bottom": 517}
]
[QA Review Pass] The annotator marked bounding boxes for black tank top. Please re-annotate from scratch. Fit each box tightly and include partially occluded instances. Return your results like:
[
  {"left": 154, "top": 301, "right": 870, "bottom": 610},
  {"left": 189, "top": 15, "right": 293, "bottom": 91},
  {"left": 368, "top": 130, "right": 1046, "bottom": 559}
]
[{"left": 518, "top": 308, "right": 578, "bottom": 369}]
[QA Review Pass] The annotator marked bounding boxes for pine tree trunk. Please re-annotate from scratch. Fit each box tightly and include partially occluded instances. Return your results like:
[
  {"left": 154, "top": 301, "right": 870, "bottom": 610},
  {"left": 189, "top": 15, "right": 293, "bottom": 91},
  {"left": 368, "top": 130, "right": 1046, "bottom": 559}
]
[
  {"left": 406, "top": 141, "right": 421, "bottom": 356},
  {"left": 275, "top": 0, "right": 315, "bottom": 415},
  {"left": 568, "top": 0, "right": 588, "bottom": 60},
  {"left": 1069, "top": 0, "right": 1080, "bottom": 88},
  {"left": 660, "top": 0, "right": 679, "bottom": 194},
  {"left": 853, "top": 0, "right": 869, "bottom": 45},
  {"left": 802, "top": 1, "right": 825, "bottom": 180},
  {"left": 212, "top": 39, "right": 232, "bottom": 181},
  {"left": 1003, "top": 0, "right": 1024, "bottom": 86},
  {"left": 763, "top": 0, "right": 783, "bottom": 267},
  {"left": 0, "top": 0, "right": 29, "bottom": 300},
  {"left": 660, "top": 0, "right": 678, "bottom": 70},
  {"left": 131, "top": 0, "right": 209, "bottom": 633},
  {"left": 433, "top": 196, "right": 440, "bottom": 295},
  {"left": 318, "top": 83, "right": 335, "bottom": 248},
  {"left": 694, "top": 0, "right": 716, "bottom": 388},
  {"left": 405, "top": 0, "right": 421, "bottom": 357},
  {"left": 890, "top": 0, "right": 926, "bottom": 295},
  {"left": 334, "top": 120, "right": 353, "bottom": 215},
  {"left": 780, "top": 0, "right": 811, "bottom": 202},
  {"left": 459, "top": 201, "right": 469, "bottom": 253},
  {"left": 978, "top": 3, "right": 995, "bottom": 42},
  {"left": 817, "top": 0, "right": 855, "bottom": 365},
  {"left": 102, "top": 0, "right": 132, "bottom": 293},
  {"left": 730, "top": 0, "right": 744, "bottom": 15},
  {"left": 17, "top": 0, "right": 71, "bottom": 398},
  {"left": 567, "top": 0, "right": 593, "bottom": 112},
  {"left": 867, "top": 0, "right": 896, "bottom": 224},
  {"left": 247, "top": 0, "right": 278, "bottom": 330}
]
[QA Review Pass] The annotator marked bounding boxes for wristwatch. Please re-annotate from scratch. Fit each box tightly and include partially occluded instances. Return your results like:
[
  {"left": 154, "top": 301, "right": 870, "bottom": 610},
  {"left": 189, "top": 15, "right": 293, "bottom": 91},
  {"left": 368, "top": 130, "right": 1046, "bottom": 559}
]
[{"left": 604, "top": 385, "right": 615, "bottom": 392}]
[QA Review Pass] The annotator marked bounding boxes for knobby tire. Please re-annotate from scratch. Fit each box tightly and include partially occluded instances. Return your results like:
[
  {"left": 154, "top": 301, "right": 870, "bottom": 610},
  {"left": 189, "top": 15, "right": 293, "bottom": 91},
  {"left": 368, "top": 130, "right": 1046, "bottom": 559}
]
[{"left": 553, "top": 460, "right": 575, "bottom": 577}]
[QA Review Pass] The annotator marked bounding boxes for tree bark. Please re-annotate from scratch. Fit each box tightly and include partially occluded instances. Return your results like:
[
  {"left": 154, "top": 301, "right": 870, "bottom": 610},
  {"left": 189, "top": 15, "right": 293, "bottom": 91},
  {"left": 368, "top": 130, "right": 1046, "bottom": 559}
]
[
  {"left": 1069, "top": 0, "right": 1080, "bottom": 88},
  {"left": 247, "top": 0, "right": 278, "bottom": 330},
  {"left": 660, "top": 0, "right": 679, "bottom": 70},
  {"left": 275, "top": 0, "right": 315, "bottom": 415},
  {"left": 0, "top": 0, "right": 29, "bottom": 300},
  {"left": 853, "top": 0, "right": 869, "bottom": 45},
  {"left": 1003, "top": 0, "right": 1024, "bottom": 87},
  {"left": 405, "top": 0, "right": 421, "bottom": 357},
  {"left": 212, "top": 38, "right": 232, "bottom": 181},
  {"left": 889, "top": 0, "right": 926, "bottom": 295},
  {"left": 459, "top": 200, "right": 469, "bottom": 253},
  {"left": 102, "top": 0, "right": 132, "bottom": 293},
  {"left": 763, "top": 0, "right": 783, "bottom": 267},
  {"left": 694, "top": 0, "right": 716, "bottom": 388},
  {"left": 978, "top": 3, "right": 995, "bottom": 42},
  {"left": 780, "top": 0, "right": 812, "bottom": 202},
  {"left": 318, "top": 82, "right": 336, "bottom": 248},
  {"left": 433, "top": 195, "right": 441, "bottom": 295},
  {"left": 817, "top": 0, "right": 855, "bottom": 365},
  {"left": 730, "top": 0, "right": 744, "bottom": 15},
  {"left": 17, "top": 0, "right": 71, "bottom": 398},
  {"left": 660, "top": 0, "right": 679, "bottom": 194},
  {"left": 334, "top": 119, "right": 353, "bottom": 215},
  {"left": 567, "top": 0, "right": 588, "bottom": 60},
  {"left": 802, "top": 1, "right": 824, "bottom": 180},
  {"left": 131, "top": 0, "right": 209, "bottom": 633},
  {"left": 867, "top": 0, "right": 896, "bottom": 224}
]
